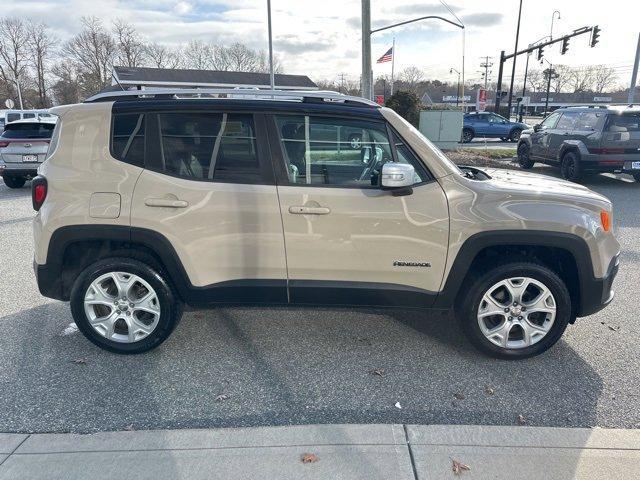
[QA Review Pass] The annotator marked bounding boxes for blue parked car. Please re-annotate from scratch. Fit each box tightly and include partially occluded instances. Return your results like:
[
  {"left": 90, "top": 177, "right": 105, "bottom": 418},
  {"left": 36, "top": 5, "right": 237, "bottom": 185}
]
[{"left": 462, "top": 112, "right": 529, "bottom": 143}]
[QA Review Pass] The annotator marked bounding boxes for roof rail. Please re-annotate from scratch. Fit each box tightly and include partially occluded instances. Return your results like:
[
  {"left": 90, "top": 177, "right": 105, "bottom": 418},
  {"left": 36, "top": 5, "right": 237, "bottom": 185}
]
[{"left": 84, "top": 88, "right": 380, "bottom": 107}]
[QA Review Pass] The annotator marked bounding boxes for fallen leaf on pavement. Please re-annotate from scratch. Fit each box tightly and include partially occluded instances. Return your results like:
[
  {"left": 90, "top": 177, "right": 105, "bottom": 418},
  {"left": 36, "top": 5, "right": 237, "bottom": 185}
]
[
  {"left": 71, "top": 358, "right": 87, "bottom": 365},
  {"left": 395, "top": 402, "right": 402, "bottom": 409},
  {"left": 301, "top": 453, "right": 319, "bottom": 463},
  {"left": 452, "top": 459, "right": 471, "bottom": 475},
  {"left": 123, "top": 424, "right": 135, "bottom": 431},
  {"left": 517, "top": 414, "right": 526, "bottom": 425},
  {"left": 215, "top": 394, "right": 229, "bottom": 402},
  {"left": 454, "top": 392, "right": 465, "bottom": 400},
  {"left": 484, "top": 386, "right": 495, "bottom": 395},
  {"left": 607, "top": 325, "right": 620, "bottom": 332},
  {"left": 370, "top": 368, "right": 385, "bottom": 377}
]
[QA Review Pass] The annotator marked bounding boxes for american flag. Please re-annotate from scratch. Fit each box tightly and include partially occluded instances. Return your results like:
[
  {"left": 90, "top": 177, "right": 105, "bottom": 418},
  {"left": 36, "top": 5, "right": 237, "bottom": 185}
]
[{"left": 376, "top": 47, "right": 393, "bottom": 63}]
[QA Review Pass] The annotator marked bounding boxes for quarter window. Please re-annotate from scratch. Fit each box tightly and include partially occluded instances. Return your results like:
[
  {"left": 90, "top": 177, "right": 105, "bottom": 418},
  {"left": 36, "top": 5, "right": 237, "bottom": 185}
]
[
  {"left": 275, "top": 115, "right": 401, "bottom": 187},
  {"left": 112, "top": 113, "right": 145, "bottom": 167},
  {"left": 157, "top": 112, "right": 261, "bottom": 183}
]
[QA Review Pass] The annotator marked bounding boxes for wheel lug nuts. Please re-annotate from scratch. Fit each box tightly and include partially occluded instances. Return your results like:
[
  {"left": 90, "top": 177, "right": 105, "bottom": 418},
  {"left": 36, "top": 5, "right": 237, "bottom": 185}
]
[
  {"left": 508, "top": 316, "right": 513, "bottom": 321},
  {"left": 518, "top": 316, "right": 523, "bottom": 320},
  {"left": 504, "top": 308, "right": 509, "bottom": 312}
]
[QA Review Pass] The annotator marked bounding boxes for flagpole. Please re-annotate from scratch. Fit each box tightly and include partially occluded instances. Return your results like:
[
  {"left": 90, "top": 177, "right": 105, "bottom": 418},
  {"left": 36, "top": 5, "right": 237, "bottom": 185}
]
[{"left": 390, "top": 36, "right": 395, "bottom": 96}]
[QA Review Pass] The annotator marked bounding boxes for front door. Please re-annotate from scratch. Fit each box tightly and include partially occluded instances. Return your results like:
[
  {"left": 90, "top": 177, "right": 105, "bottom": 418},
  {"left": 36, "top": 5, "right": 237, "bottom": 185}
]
[
  {"left": 548, "top": 111, "right": 580, "bottom": 161},
  {"left": 130, "top": 109, "right": 288, "bottom": 304},
  {"left": 530, "top": 111, "right": 561, "bottom": 160},
  {"left": 268, "top": 113, "right": 450, "bottom": 307}
]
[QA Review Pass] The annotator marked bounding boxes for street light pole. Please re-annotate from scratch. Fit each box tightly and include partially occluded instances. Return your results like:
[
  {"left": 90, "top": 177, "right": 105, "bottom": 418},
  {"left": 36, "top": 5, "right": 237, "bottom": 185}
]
[
  {"left": 267, "top": 0, "right": 275, "bottom": 90},
  {"left": 550, "top": 10, "right": 561, "bottom": 40},
  {"left": 506, "top": 0, "right": 523, "bottom": 120},
  {"left": 361, "top": 0, "right": 372, "bottom": 99},
  {"left": 629, "top": 32, "right": 640, "bottom": 104},
  {"left": 450, "top": 68, "right": 461, "bottom": 106}
]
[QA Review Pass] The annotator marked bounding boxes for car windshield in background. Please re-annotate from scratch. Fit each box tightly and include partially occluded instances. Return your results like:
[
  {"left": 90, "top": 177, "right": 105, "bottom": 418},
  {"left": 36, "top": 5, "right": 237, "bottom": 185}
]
[{"left": 1, "top": 123, "right": 55, "bottom": 139}]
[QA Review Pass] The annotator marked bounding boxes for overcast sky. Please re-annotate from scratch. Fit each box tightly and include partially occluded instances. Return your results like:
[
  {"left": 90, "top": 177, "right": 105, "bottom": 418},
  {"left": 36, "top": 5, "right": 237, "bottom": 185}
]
[{"left": 3, "top": 0, "right": 639, "bottom": 87}]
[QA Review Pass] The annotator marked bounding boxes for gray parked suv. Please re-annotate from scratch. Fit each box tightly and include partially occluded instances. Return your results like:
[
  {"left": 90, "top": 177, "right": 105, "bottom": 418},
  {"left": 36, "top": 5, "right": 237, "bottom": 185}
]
[{"left": 517, "top": 106, "right": 640, "bottom": 182}]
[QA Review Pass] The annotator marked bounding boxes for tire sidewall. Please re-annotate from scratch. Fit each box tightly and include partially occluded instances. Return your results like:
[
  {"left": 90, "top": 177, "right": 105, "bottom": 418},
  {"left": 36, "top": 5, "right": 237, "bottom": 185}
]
[
  {"left": 2, "top": 175, "right": 26, "bottom": 188},
  {"left": 70, "top": 258, "right": 179, "bottom": 354},
  {"left": 462, "top": 128, "right": 473, "bottom": 143},
  {"left": 510, "top": 128, "right": 522, "bottom": 142},
  {"left": 561, "top": 152, "right": 580, "bottom": 181},
  {"left": 459, "top": 263, "right": 571, "bottom": 360},
  {"left": 517, "top": 143, "right": 534, "bottom": 168}
]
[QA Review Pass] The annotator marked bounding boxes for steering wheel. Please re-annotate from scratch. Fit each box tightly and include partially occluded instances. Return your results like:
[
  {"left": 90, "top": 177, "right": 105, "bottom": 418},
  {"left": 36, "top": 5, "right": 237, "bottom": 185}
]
[{"left": 358, "top": 148, "right": 391, "bottom": 183}]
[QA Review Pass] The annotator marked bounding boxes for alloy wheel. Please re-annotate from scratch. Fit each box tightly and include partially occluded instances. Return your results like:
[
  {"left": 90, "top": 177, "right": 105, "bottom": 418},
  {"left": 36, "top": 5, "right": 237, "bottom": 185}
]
[
  {"left": 84, "top": 272, "right": 161, "bottom": 343},
  {"left": 476, "top": 277, "right": 556, "bottom": 349}
]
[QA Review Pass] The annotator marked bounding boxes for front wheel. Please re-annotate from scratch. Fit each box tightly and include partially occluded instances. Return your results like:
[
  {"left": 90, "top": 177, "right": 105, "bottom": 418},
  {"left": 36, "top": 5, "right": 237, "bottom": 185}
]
[
  {"left": 2, "top": 175, "right": 26, "bottom": 189},
  {"left": 633, "top": 173, "right": 640, "bottom": 183},
  {"left": 509, "top": 129, "right": 523, "bottom": 142},
  {"left": 456, "top": 259, "right": 572, "bottom": 359},
  {"left": 70, "top": 257, "right": 183, "bottom": 354},
  {"left": 517, "top": 143, "right": 534, "bottom": 169}
]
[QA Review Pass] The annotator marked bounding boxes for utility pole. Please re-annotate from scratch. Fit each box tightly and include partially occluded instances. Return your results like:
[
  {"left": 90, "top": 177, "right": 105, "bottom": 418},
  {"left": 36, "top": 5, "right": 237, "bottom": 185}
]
[
  {"left": 267, "top": 0, "right": 275, "bottom": 90},
  {"left": 506, "top": 0, "right": 523, "bottom": 120},
  {"left": 629, "top": 32, "right": 640, "bottom": 104},
  {"left": 480, "top": 56, "right": 493, "bottom": 89},
  {"left": 361, "top": 0, "right": 372, "bottom": 99},
  {"left": 338, "top": 73, "right": 346, "bottom": 93},
  {"left": 543, "top": 65, "right": 557, "bottom": 115}
]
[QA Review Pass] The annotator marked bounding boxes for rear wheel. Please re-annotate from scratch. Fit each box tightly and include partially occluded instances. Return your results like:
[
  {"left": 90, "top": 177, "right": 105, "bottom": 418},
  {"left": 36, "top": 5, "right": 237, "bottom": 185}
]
[
  {"left": 2, "top": 175, "right": 26, "bottom": 189},
  {"left": 517, "top": 143, "right": 534, "bottom": 169},
  {"left": 462, "top": 128, "right": 474, "bottom": 143},
  {"left": 633, "top": 173, "right": 640, "bottom": 183},
  {"left": 456, "top": 259, "right": 572, "bottom": 359},
  {"left": 70, "top": 257, "right": 183, "bottom": 354},
  {"left": 560, "top": 151, "right": 581, "bottom": 182}
]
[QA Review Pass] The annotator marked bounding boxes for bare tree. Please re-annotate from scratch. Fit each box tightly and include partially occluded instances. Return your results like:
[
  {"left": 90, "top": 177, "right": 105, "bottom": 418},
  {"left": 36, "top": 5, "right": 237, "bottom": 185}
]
[
  {"left": 113, "top": 20, "right": 146, "bottom": 67},
  {"left": 64, "top": 17, "right": 116, "bottom": 95},
  {"left": 145, "top": 43, "right": 182, "bottom": 69},
  {"left": 526, "top": 69, "right": 546, "bottom": 92},
  {"left": 0, "top": 17, "right": 30, "bottom": 106},
  {"left": 51, "top": 61, "right": 81, "bottom": 104},
  {"left": 550, "top": 64, "right": 572, "bottom": 93},
  {"left": 399, "top": 66, "right": 424, "bottom": 91},
  {"left": 183, "top": 40, "right": 214, "bottom": 69},
  {"left": 28, "top": 22, "right": 57, "bottom": 107},
  {"left": 592, "top": 65, "right": 617, "bottom": 93},
  {"left": 567, "top": 66, "right": 595, "bottom": 93}
]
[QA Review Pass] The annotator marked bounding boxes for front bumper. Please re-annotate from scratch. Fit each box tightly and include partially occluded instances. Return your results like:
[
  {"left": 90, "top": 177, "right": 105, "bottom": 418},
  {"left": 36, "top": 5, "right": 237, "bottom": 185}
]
[{"left": 578, "top": 252, "right": 619, "bottom": 317}]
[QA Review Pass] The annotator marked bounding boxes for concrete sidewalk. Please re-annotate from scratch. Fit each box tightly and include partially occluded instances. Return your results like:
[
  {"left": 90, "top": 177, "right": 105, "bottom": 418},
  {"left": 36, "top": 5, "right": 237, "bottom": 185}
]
[{"left": 0, "top": 424, "right": 638, "bottom": 479}]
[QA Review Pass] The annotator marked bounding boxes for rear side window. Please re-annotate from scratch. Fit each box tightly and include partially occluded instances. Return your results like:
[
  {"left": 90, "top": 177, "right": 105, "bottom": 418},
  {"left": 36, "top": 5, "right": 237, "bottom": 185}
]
[
  {"left": 575, "top": 112, "right": 604, "bottom": 131},
  {"left": 112, "top": 113, "right": 145, "bottom": 167},
  {"left": 606, "top": 114, "right": 640, "bottom": 133},
  {"left": 156, "top": 112, "right": 261, "bottom": 183},
  {"left": 1, "top": 122, "right": 55, "bottom": 139}
]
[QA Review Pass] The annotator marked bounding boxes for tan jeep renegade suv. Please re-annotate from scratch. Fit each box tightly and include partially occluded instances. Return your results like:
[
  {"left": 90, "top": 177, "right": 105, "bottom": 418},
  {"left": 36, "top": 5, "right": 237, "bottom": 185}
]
[{"left": 32, "top": 89, "right": 620, "bottom": 359}]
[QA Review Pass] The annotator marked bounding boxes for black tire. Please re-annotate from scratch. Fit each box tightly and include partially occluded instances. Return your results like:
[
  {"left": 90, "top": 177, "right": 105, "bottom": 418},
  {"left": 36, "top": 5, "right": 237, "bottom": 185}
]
[
  {"left": 2, "top": 175, "right": 26, "bottom": 189},
  {"left": 500, "top": 137, "right": 508, "bottom": 142},
  {"left": 70, "top": 257, "right": 183, "bottom": 354},
  {"left": 633, "top": 173, "right": 640, "bottom": 183},
  {"left": 348, "top": 133, "right": 363, "bottom": 150},
  {"left": 509, "top": 129, "right": 523, "bottom": 142},
  {"left": 560, "top": 151, "right": 581, "bottom": 182},
  {"left": 462, "top": 128, "right": 474, "bottom": 143},
  {"left": 517, "top": 143, "right": 534, "bottom": 169},
  {"left": 456, "top": 259, "right": 572, "bottom": 360}
]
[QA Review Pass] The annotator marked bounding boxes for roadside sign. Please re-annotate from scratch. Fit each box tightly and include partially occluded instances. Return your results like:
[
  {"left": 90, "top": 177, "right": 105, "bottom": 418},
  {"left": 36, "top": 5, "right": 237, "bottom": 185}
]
[
  {"left": 5, "top": 99, "right": 15, "bottom": 109},
  {"left": 375, "top": 95, "right": 385, "bottom": 105},
  {"left": 476, "top": 88, "right": 487, "bottom": 111}
]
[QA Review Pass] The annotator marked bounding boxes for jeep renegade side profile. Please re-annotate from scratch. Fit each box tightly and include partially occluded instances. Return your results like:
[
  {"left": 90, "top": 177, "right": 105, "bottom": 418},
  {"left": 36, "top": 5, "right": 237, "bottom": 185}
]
[{"left": 32, "top": 89, "right": 620, "bottom": 359}]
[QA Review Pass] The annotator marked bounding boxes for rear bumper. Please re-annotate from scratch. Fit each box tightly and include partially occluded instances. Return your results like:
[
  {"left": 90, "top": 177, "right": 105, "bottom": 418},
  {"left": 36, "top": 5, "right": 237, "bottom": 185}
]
[
  {"left": 578, "top": 252, "right": 619, "bottom": 317},
  {"left": 579, "top": 154, "right": 640, "bottom": 173},
  {"left": 33, "top": 259, "right": 66, "bottom": 301},
  {"left": 1, "top": 163, "right": 40, "bottom": 177}
]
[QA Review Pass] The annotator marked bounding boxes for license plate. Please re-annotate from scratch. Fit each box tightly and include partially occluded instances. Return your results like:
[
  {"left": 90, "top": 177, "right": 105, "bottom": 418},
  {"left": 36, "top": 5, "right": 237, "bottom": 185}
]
[
  {"left": 633, "top": 161, "right": 640, "bottom": 170},
  {"left": 22, "top": 154, "right": 38, "bottom": 163}
]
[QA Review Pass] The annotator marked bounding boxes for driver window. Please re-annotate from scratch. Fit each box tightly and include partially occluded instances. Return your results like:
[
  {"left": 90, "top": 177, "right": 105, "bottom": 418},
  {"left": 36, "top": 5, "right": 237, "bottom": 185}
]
[
  {"left": 275, "top": 115, "right": 393, "bottom": 186},
  {"left": 540, "top": 112, "right": 560, "bottom": 129}
]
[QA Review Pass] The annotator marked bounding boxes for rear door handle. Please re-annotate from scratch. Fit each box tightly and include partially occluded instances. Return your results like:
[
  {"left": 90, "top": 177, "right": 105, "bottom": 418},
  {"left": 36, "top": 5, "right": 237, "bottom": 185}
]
[
  {"left": 145, "top": 198, "right": 189, "bottom": 208},
  {"left": 289, "top": 206, "right": 331, "bottom": 215}
]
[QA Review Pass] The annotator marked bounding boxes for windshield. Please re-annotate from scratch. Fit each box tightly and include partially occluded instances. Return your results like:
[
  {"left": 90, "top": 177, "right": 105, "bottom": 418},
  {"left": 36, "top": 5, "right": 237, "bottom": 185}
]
[{"left": 1, "top": 122, "right": 55, "bottom": 139}]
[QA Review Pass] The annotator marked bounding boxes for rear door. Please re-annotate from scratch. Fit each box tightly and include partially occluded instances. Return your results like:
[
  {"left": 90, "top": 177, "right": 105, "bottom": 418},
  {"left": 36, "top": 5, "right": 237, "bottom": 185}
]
[
  {"left": 487, "top": 113, "right": 511, "bottom": 138},
  {"left": 472, "top": 114, "right": 490, "bottom": 136},
  {"left": 268, "top": 113, "right": 450, "bottom": 307},
  {"left": 130, "top": 108, "right": 287, "bottom": 303}
]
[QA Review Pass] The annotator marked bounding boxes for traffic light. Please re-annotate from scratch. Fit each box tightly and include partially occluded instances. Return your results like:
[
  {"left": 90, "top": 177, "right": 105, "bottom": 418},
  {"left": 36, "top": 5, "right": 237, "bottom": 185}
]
[
  {"left": 537, "top": 46, "right": 544, "bottom": 62},
  {"left": 591, "top": 26, "right": 600, "bottom": 47},
  {"left": 561, "top": 37, "right": 570, "bottom": 55}
]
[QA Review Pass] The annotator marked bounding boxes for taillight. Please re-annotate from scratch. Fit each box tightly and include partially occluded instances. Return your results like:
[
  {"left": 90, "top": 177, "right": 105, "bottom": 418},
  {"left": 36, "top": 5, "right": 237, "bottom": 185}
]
[
  {"left": 0, "top": 140, "right": 9, "bottom": 148},
  {"left": 32, "top": 176, "right": 47, "bottom": 211}
]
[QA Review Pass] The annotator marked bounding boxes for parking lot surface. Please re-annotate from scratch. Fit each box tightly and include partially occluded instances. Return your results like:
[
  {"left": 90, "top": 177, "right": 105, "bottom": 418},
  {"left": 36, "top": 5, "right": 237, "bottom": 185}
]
[{"left": 0, "top": 167, "right": 638, "bottom": 434}]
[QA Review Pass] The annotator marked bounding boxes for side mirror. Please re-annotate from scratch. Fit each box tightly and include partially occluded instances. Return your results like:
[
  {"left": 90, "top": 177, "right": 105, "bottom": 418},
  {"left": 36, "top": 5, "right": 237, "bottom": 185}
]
[
  {"left": 533, "top": 124, "right": 542, "bottom": 132},
  {"left": 381, "top": 162, "right": 415, "bottom": 189}
]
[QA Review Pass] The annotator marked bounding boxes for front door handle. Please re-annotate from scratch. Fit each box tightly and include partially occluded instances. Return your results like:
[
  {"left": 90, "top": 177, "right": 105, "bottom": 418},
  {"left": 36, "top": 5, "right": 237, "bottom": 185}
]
[
  {"left": 289, "top": 205, "right": 331, "bottom": 215},
  {"left": 145, "top": 198, "right": 189, "bottom": 208}
]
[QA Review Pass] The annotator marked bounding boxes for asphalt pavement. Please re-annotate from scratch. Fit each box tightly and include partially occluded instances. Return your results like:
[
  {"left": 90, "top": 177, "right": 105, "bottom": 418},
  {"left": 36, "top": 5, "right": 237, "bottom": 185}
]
[{"left": 0, "top": 167, "right": 638, "bottom": 434}]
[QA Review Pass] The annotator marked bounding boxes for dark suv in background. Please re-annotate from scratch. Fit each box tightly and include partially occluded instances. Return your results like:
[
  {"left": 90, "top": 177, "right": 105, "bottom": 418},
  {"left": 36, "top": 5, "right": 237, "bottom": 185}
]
[{"left": 517, "top": 106, "right": 640, "bottom": 182}]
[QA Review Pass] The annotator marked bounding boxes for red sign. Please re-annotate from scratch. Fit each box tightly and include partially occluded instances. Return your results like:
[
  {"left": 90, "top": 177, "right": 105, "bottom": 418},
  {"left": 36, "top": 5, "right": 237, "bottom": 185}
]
[
  {"left": 476, "top": 88, "right": 487, "bottom": 111},
  {"left": 375, "top": 95, "right": 385, "bottom": 105}
]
